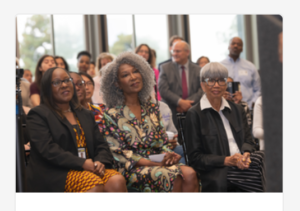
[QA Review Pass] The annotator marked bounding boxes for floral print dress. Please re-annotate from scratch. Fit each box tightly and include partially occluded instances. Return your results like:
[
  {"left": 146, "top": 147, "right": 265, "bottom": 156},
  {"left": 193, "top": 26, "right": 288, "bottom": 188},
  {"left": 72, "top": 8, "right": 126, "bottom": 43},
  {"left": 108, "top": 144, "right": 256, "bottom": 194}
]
[{"left": 102, "top": 100, "right": 183, "bottom": 192}]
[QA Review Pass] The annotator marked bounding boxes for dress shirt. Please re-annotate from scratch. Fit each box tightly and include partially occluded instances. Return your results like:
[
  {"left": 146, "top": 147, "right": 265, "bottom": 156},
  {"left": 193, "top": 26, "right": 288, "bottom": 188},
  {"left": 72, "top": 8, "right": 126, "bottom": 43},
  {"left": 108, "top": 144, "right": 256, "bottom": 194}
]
[
  {"left": 200, "top": 94, "right": 240, "bottom": 155},
  {"left": 220, "top": 56, "right": 261, "bottom": 108},
  {"left": 252, "top": 96, "right": 264, "bottom": 150},
  {"left": 172, "top": 58, "right": 190, "bottom": 106},
  {"left": 172, "top": 58, "right": 190, "bottom": 94}
]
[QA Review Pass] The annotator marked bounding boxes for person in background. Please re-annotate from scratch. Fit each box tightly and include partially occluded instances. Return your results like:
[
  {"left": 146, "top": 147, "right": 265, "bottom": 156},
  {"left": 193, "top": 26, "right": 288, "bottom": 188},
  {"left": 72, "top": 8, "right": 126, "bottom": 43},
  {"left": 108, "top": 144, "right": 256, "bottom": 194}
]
[
  {"left": 158, "top": 100, "right": 186, "bottom": 164},
  {"left": 158, "top": 40, "right": 203, "bottom": 129},
  {"left": 185, "top": 62, "right": 265, "bottom": 192},
  {"left": 23, "top": 69, "right": 33, "bottom": 83},
  {"left": 223, "top": 77, "right": 252, "bottom": 126},
  {"left": 77, "top": 51, "right": 91, "bottom": 73},
  {"left": 92, "top": 52, "right": 114, "bottom": 104},
  {"left": 158, "top": 35, "right": 184, "bottom": 72},
  {"left": 135, "top": 44, "right": 161, "bottom": 101},
  {"left": 26, "top": 66, "right": 127, "bottom": 192},
  {"left": 151, "top": 49, "right": 157, "bottom": 69},
  {"left": 55, "top": 56, "right": 69, "bottom": 72},
  {"left": 101, "top": 52, "right": 199, "bottom": 192},
  {"left": 87, "top": 61, "right": 96, "bottom": 77},
  {"left": 196, "top": 56, "right": 210, "bottom": 68},
  {"left": 253, "top": 96, "right": 264, "bottom": 150},
  {"left": 30, "top": 55, "right": 56, "bottom": 107},
  {"left": 80, "top": 72, "right": 106, "bottom": 132},
  {"left": 220, "top": 37, "right": 261, "bottom": 109}
]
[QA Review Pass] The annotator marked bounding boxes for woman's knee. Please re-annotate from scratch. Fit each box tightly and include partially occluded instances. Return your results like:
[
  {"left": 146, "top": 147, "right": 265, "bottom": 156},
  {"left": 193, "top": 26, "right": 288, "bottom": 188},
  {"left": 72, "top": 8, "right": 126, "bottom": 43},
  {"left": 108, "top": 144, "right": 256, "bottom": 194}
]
[
  {"left": 181, "top": 166, "right": 198, "bottom": 183},
  {"left": 105, "top": 175, "right": 127, "bottom": 192}
]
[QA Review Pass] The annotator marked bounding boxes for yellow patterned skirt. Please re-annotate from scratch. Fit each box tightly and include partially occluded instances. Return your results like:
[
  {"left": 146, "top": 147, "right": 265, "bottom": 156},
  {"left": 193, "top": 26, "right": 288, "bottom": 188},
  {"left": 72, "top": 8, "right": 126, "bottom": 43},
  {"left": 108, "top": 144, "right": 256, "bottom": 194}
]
[{"left": 64, "top": 169, "right": 121, "bottom": 192}]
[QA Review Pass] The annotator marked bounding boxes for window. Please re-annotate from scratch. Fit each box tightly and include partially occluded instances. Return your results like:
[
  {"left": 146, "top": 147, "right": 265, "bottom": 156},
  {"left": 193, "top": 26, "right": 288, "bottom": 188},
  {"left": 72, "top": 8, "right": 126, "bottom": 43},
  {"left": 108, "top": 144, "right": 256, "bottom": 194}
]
[
  {"left": 134, "top": 15, "right": 169, "bottom": 67},
  {"left": 17, "top": 15, "right": 52, "bottom": 74},
  {"left": 53, "top": 15, "right": 85, "bottom": 72},
  {"left": 189, "top": 15, "right": 245, "bottom": 63},
  {"left": 106, "top": 15, "right": 134, "bottom": 56}
]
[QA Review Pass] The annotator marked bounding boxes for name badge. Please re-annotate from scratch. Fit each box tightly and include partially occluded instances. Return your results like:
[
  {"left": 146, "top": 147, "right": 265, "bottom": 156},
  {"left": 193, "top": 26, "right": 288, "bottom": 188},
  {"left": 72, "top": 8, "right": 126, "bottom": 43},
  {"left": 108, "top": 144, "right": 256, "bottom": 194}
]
[
  {"left": 78, "top": 147, "right": 86, "bottom": 158},
  {"left": 238, "top": 70, "right": 248, "bottom": 76}
]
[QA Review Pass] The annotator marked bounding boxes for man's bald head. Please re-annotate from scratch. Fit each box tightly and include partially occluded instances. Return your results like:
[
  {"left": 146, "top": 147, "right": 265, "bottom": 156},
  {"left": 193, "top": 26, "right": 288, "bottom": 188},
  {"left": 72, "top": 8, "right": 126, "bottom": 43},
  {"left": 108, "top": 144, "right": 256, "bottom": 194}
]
[
  {"left": 171, "top": 40, "right": 190, "bottom": 65},
  {"left": 228, "top": 37, "right": 243, "bottom": 59}
]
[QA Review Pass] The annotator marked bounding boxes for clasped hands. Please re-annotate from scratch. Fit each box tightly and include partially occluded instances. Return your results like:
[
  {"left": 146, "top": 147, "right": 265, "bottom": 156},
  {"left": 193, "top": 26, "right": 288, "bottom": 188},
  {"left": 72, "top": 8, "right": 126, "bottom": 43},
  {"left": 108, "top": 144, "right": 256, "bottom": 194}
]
[
  {"left": 176, "top": 99, "right": 194, "bottom": 113},
  {"left": 224, "top": 152, "right": 251, "bottom": 170},
  {"left": 82, "top": 158, "right": 105, "bottom": 177},
  {"left": 161, "top": 152, "right": 181, "bottom": 166},
  {"left": 223, "top": 91, "right": 242, "bottom": 104}
]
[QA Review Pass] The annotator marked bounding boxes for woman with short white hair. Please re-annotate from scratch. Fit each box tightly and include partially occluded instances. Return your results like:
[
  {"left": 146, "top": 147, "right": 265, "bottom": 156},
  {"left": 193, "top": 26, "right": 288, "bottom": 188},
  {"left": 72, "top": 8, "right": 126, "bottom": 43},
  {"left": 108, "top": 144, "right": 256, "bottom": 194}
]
[{"left": 185, "top": 62, "right": 265, "bottom": 192}]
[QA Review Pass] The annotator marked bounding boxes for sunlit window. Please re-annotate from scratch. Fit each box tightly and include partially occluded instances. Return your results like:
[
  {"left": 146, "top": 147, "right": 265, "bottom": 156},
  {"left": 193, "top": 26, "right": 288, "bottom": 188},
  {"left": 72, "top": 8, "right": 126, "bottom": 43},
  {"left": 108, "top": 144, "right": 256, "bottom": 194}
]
[
  {"left": 189, "top": 15, "right": 245, "bottom": 63},
  {"left": 106, "top": 15, "right": 134, "bottom": 57},
  {"left": 17, "top": 15, "right": 52, "bottom": 74},
  {"left": 53, "top": 15, "right": 85, "bottom": 72}
]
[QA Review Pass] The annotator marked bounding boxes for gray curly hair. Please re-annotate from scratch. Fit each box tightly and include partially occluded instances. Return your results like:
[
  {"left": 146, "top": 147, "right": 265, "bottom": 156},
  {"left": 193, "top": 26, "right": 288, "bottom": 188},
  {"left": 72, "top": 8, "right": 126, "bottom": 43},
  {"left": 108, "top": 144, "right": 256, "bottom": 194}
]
[{"left": 101, "top": 52, "right": 155, "bottom": 108}]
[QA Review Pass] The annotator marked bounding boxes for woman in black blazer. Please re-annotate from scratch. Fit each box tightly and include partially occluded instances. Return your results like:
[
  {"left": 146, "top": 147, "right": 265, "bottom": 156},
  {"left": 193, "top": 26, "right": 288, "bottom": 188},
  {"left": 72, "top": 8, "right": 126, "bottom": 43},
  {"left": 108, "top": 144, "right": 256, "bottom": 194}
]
[
  {"left": 26, "top": 67, "right": 127, "bottom": 192},
  {"left": 185, "top": 62, "right": 265, "bottom": 192}
]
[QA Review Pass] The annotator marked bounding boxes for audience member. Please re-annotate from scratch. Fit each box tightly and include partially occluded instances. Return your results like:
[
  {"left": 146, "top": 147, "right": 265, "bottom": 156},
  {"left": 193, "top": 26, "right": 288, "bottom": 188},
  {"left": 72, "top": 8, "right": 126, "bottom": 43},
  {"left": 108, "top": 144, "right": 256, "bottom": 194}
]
[
  {"left": 30, "top": 55, "right": 56, "bottom": 107},
  {"left": 23, "top": 69, "right": 33, "bottom": 83},
  {"left": 87, "top": 61, "right": 96, "bottom": 77},
  {"left": 26, "top": 66, "right": 127, "bottom": 192},
  {"left": 158, "top": 40, "right": 203, "bottom": 129},
  {"left": 220, "top": 37, "right": 261, "bottom": 109},
  {"left": 158, "top": 35, "right": 184, "bottom": 72},
  {"left": 158, "top": 100, "right": 186, "bottom": 164},
  {"left": 151, "top": 48, "right": 157, "bottom": 69},
  {"left": 55, "top": 56, "right": 69, "bottom": 71},
  {"left": 185, "top": 62, "right": 265, "bottom": 192},
  {"left": 78, "top": 71, "right": 106, "bottom": 132},
  {"left": 135, "top": 43, "right": 161, "bottom": 101},
  {"left": 92, "top": 52, "right": 114, "bottom": 104},
  {"left": 253, "top": 96, "right": 264, "bottom": 150},
  {"left": 196, "top": 56, "right": 210, "bottom": 68},
  {"left": 224, "top": 76, "right": 252, "bottom": 126},
  {"left": 101, "top": 52, "right": 199, "bottom": 192},
  {"left": 77, "top": 51, "right": 91, "bottom": 73}
]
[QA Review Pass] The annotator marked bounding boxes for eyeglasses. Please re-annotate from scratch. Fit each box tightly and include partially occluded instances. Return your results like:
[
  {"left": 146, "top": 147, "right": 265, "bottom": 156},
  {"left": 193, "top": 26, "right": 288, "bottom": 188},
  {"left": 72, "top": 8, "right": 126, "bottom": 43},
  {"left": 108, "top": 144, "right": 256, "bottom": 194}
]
[
  {"left": 170, "top": 50, "right": 183, "bottom": 54},
  {"left": 51, "top": 78, "right": 73, "bottom": 87},
  {"left": 84, "top": 81, "right": 93, "bottom": 87},
  {"left": 203, "top": 78, "right": 227, "bottom": 86},
  {"left": 74, "top": 80, "right": 85, "bottom": 87},
  {"left": 138, "top": 50, "right": 149, "bottom": 54}
]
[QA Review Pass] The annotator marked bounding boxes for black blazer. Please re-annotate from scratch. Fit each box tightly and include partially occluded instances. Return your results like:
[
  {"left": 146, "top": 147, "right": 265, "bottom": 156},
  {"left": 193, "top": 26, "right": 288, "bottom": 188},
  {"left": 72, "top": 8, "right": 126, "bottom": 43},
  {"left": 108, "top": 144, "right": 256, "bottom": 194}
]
[
  {"left": 26, "top": 104, "right": 114, "bottom": 192},
  {"left": 185, "top": 100, "right": 256, "bottom": 192}
]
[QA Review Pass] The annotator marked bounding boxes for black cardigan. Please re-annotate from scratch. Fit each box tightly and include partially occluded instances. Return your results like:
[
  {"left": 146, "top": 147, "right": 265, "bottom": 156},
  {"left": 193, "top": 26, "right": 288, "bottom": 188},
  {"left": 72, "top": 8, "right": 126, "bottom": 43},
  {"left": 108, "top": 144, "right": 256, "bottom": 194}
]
[
  {"left": 26, "top": 104, "right": 114, "bottom": 192},
  {"left": 185, "top": 100, "right": 256, "bottom": 192}
]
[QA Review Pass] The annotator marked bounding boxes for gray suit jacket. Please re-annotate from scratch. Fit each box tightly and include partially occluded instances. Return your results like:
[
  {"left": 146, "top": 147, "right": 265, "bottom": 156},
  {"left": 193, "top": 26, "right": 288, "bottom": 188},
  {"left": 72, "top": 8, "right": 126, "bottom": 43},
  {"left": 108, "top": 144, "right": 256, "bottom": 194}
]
[{"left": 158, "top": 60, "right": 203, "bottom": 128}]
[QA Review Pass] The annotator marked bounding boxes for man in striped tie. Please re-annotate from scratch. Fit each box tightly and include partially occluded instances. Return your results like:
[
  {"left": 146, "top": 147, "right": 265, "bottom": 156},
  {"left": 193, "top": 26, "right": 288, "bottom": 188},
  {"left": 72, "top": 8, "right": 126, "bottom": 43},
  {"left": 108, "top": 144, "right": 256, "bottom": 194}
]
[{"left": 158, "top": 40, "right": 203, "bottom": 129}]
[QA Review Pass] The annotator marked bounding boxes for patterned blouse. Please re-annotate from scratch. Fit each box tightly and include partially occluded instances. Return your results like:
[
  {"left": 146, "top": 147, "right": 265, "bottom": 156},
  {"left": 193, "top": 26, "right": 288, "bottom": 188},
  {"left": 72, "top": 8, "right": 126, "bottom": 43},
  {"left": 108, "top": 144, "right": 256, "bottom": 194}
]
[{"left": 102, "top": 100, "right": 172, "bottom": 174}]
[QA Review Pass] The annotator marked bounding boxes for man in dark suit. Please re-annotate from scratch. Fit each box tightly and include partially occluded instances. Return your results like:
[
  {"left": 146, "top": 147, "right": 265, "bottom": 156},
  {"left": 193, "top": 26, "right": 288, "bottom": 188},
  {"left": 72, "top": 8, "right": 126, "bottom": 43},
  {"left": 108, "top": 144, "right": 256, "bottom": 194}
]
[
  {"left": 157, "top": 35, "right": 184, "bottom": 72},
  {"left": 158, "top": 40, "right": 203, "bottom": 129}
]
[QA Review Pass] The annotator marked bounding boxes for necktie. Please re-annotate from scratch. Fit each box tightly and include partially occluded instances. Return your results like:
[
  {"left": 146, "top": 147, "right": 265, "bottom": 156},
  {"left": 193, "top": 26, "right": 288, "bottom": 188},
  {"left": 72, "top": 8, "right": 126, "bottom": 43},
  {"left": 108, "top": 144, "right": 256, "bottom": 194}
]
[{"left": 181, "top": 66, "right": 188, "bottom": 99}]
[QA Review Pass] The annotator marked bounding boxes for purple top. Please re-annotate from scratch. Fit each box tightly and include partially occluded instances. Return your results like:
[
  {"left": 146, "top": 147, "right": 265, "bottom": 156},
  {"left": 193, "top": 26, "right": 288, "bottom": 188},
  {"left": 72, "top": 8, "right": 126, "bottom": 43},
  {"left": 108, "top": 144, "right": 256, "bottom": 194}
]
[{"left": 30, "top": 82, "right": 40, "bottom": 96}]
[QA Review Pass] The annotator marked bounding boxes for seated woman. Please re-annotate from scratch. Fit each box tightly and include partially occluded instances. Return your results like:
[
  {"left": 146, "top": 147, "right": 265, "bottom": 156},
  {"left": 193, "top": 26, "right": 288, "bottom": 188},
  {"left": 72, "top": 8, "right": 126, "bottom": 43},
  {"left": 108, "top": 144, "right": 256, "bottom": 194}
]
[
  {"left": 185, "top": 62, "right": 265, "bottom": 192},
  {"left": 30, "top": 55, "right": 56, "bottom": 107},
  {"left": 26, "top": 67, "right": 127, "bottom": 192},
  {"left": 69, "top": 71, "right": 105, "bottom": 133},
  {"left": 92, "top": 52, "right": 114, "bottom": 104},
  {"left": 55, "top": 56, "right": 70, "bottom": 71},
  {"left": 100, "top": 52, "right": 199, "bottom": 192}
]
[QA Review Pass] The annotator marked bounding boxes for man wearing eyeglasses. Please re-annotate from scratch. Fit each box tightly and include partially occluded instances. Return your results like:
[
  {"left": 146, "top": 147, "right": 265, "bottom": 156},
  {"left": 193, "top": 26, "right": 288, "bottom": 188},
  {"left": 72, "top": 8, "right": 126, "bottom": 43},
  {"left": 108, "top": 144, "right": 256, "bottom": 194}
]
[
  {"left": 158, "top": 40, "right": 203, "bottom": 129},
  {"left": 220, "top": 37, "right": 261, "bottom": 109}
]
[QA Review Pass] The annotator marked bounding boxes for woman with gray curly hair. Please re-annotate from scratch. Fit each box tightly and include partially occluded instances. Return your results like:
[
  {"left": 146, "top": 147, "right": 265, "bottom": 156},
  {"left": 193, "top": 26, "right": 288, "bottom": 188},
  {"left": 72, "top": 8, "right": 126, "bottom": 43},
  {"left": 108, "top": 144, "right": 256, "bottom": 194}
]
[{"left": 100, "top": 52, "right": 199, "bottom": 192}]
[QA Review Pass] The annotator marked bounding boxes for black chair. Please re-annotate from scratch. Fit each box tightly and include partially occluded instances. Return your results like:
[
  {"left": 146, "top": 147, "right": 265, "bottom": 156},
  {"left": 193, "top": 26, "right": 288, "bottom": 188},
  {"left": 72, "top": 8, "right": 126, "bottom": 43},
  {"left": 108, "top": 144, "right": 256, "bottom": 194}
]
[
  {"left": 176, "top": 112, "right": 188, "bottom": 165},
  {"left": 176, "top": 112, "right": 202, "bottom": 192}
]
